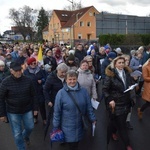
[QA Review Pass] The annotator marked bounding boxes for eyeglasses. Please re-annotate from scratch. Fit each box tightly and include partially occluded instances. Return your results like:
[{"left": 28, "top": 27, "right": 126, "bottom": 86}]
[{"left": 30, "top": 62, "right": 36, "bottom": 65}]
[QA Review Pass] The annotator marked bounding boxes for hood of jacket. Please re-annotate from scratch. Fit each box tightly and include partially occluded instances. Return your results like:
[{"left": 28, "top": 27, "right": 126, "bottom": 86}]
[
  {"left": 77, "top": 68, "right": 91, "bottom": 74},
  {"left": 105, "top": 65, "right": 132, "bottom": 77}
]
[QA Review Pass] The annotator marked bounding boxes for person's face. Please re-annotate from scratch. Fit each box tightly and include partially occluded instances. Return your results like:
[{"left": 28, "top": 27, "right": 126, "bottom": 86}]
[
  {"left": 46, "top": 50, "right": 52, "bottom": 56},
  {"left": 87, "top": 59, "right": 92, "bottom": 66},
  {"left": 124, "top": 57, "right": 130, "bottom": 66},
  {"left": 34, "top": 51, "right": 38, "bottom": 55},
  {"left": 77, "top": 45, "right": 83, "bottom": 51},
  {"left": 29, "top": 61, "right": 37, "bottom": 68},
  {"left": 10, "top": 69, "right": 22, "bottom": 78},
  {"left": 99, "top": 49, "right": 105, "bottom": 55},
  {"left": 91, "top": 50, "right": 95, "bottom": 56},
  {"left": 57, "top": 69, "right": 67, "bottom": 78},
  {"left": 66, "top": 76, "right": 77, "bottom": 87},
  {"left": 80, "top": 62, "right": 89, "bottom": 70},
  {"left": 0, "top": 65, "right": 5, "bottom": 71},
  {"left": 68, "top": 60, "right": 74, "bottom": 64},
  {"left": 137, "top": 53, "right": 142, "bottom": 59},
  {"left": 115, "top": 59, "right": 125, "bottom": 70}
]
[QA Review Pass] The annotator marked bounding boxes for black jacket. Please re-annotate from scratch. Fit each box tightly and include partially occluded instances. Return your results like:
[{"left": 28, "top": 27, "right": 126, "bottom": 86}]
[
  {"left": 0, "top": 75, "right": 38, "bottom": 117},
  {"left": 102, "top": 65, "right": 135, "bottom": 116},
  {"left": 43, "top": 56, "right": 57, "bottom": 71},
  {"left": 74, "top": 49, "right": 86, "bottom": 63},
  {"left": 43, "top": 70, "right": 64, "bottom": 104}
]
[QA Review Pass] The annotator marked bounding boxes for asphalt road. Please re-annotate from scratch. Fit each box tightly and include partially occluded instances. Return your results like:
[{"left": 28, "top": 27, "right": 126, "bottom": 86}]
[{"left": 0, "top": 81, "right": 150, "bottom": 150}]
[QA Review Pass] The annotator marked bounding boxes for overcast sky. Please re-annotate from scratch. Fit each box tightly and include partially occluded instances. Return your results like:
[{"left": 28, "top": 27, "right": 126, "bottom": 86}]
[{"left": 0, "top": 0, "right": 150, "bottom": 34}]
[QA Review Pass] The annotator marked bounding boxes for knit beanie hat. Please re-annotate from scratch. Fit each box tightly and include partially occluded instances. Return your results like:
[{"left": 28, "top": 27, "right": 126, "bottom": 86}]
[
  {"left": 27, "top": 57, "right": 36, "bottom": 65},
  {"left": 107, "top": 52, "right": 117, "bottom": 59},
  {"left": 0, "top": 60, "right": 5, "bottom": 66},
  {"left": 68, "top": 54, "right": 75, "bottom": 61}
]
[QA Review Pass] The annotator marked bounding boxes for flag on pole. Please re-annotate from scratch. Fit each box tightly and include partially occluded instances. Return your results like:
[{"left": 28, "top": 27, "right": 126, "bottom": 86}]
[{"left": 37, "top": 45, "right": 43, "bottom": 66}]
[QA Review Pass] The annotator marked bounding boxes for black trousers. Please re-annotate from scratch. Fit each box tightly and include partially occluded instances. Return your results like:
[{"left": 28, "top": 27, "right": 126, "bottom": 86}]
[
  {"left": 141, "top": 101, "right": 150, "bottom": 112},
  {"left": 107, "top": 113, "right": 130, "bottom": 147},
  {"left": 68, "top": 142, "right": 79, "bottom": 150}
]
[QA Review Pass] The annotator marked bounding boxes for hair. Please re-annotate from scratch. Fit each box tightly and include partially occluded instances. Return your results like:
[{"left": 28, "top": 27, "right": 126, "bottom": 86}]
[
  {"left": 135, "top": 50, "right": 142, "bottom": 56},
  {"left": 121, "top": 54, "right": 130, "bottom": 60},
  {"left": 79, "top": 59, "right": 89, "bottom": 67},
  {"left": 130, "top": 50, "right": 136, "bottom": 56},
  {"left": 110, "top": 56, "right": 125, "bottom": 68},
  {"left": 65, "top": 70, "right": 78, "bottom": 80},
  {"left": 84, "top": 55, "right": 92, "bottom": 61},
  {"left": 56, "top": 63, "right": 68, "bottom": 71}
]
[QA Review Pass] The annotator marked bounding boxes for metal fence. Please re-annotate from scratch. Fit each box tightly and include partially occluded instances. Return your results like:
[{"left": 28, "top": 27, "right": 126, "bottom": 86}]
[{"left": 96, "top": 12, "right": 150, "bottom": 36}]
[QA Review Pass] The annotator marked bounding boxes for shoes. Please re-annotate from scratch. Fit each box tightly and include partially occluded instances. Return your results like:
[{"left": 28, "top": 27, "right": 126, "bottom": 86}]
[
  {"left": 112, "top": 133, "right": 118, "bottom": 141},
  {"left": 127, "top": 145, "right": 133, "bottom": 150},
  {"left": 126, "top": 121, "right": 133, "bottom": 130},
  {"left": 137, "top": 108, "right": 143, "bottom": 120},
  {"left": 24, "top": 138, "right": 30, "bottom": 146}
]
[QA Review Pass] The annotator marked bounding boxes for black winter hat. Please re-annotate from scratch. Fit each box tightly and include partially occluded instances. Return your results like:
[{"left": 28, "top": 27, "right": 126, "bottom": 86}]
[{"left": 68, "top": 54, "right": 75, "bottom": 61}]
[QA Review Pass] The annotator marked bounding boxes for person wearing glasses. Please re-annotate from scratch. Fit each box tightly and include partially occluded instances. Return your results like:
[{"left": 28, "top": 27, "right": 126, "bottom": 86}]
[{"left": 23, "top": 57, "right": 47, "bottom": 125}]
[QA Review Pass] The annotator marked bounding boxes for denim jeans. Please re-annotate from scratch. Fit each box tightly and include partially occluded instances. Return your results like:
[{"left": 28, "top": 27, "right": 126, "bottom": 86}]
[{"left": 7, "top": 111, "right": 34, "bottom": 150}]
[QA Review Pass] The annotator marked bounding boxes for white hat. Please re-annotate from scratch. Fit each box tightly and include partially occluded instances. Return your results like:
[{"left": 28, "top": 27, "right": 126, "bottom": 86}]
[
  {"left": 0, "top": 60, "right": 5, "bottom": 66},
  {"left": 115, "top": 47, "right": 122, "bottom": 54}
]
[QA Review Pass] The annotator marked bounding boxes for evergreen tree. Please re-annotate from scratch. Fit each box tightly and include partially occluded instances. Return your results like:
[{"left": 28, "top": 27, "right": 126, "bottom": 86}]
[{"left": 36, "top": 7, "right": 49, "bottom": 41}]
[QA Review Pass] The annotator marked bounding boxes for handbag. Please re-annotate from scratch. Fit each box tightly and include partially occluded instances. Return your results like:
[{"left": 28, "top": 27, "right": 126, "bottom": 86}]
[
  {"left": 67, "top": 92, "right": 89, "bottom": 130},
  {"left": 50, "top": 129, "right": 65, "bottom": 142}
]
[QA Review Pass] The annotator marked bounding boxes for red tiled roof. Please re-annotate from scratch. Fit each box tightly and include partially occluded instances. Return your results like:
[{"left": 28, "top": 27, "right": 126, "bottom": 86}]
[{"left": 54, "top": 6, "right": 94, "bottom": 28}]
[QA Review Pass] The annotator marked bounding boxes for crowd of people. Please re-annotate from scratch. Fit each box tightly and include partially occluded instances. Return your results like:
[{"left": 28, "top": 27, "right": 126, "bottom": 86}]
[{"left": 0, "top": 41, "right": 150, "bottom": 150}]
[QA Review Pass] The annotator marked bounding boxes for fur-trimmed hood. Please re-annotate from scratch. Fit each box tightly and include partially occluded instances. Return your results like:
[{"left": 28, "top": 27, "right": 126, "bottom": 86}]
[{"left": 105, "top": 65, "right": 132, "bottom": 77}]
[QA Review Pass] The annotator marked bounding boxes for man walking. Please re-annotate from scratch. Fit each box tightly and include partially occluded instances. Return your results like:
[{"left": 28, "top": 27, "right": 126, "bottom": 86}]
[{"left": 0, "top": 61, "right": 38, "bottom": 150}]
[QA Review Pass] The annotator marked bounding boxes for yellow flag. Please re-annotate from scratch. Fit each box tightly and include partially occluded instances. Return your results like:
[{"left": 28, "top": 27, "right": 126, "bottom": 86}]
[{"left": 37, "top": 45, "right": 43, "bottom": 66}]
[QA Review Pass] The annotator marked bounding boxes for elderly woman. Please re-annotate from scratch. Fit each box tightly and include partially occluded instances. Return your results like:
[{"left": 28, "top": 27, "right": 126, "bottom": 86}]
[
  {"left": 77, "top": 60, "right": 98, "bottom": 100},
  {"left": 53, "top": 70, "right": 96, "bottom": 150},
  {"left": 138, "top": 58, "right": 150, "bottom": 120},
  {"left": 23, "top": 57, "right": 47, "bottom": 125},
  {"left": 103, "top": 56, "right": 135, "bottom": 150}
]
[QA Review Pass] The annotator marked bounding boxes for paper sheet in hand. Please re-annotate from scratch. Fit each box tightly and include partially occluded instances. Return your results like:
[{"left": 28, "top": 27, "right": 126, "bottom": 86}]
[
  {"left": 92, "top": 124, "right": 96, "bottom": 136},
  {"left": 124, "top": 83, "right": 138, "bottom": 93},
  {"left": 91, "top": 98, "right": 100, "bottom": 110}
]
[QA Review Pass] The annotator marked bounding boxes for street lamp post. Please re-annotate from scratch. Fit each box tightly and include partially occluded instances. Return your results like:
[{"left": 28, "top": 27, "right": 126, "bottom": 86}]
[{"left": 67, "top": 0, "right": 74, "bottom": 11}]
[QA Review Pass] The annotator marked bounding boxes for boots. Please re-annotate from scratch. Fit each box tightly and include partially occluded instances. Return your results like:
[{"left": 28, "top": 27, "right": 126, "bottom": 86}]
[{"left": 137, "top": 108, "right": 143, "bottom": 120}]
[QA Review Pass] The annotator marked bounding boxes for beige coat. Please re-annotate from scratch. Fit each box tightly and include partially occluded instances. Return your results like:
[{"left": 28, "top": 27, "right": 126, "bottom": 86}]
[
  {"left": 142, "top": 61, "right": 150, "bottom": 102},
  {"left": 77, "top": 68, "right": 98, "bottom": 99}
]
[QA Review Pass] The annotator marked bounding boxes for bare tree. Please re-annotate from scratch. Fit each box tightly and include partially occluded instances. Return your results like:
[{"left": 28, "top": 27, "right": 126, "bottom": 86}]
[
  {"left": 9, "top": 5, "right": 37, "bottom": 41},
  {"left": 63, "top": 0, "right": 83, "bottom": 11}
]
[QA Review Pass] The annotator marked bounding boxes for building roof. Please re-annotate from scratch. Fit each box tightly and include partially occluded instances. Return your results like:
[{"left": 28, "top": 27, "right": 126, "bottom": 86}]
[
  {"left": 42, "top": 25, "right": 48, "bottom": 32},
  {"left": 54, "top": 6, "right": 97, "bottom": 28}
]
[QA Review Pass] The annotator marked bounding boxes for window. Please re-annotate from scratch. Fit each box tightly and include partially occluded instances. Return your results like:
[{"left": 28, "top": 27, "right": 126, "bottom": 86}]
[
  {"left": 80, "top": 21, "right": 84, "bottom": 27},
  {"left": 87, "top": 22, "right": 91, "bottom": 27},
  {"left": 89, "top": 12, "right": 93, "bottom": 16},
  {"left": 78, "top": 34, "right": 82, "bottom": 39}
]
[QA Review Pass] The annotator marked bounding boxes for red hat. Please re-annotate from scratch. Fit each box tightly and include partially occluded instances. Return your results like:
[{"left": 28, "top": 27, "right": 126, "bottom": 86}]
[{"left": 27, "top": 57, "right": 36, "bottom": 65}]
